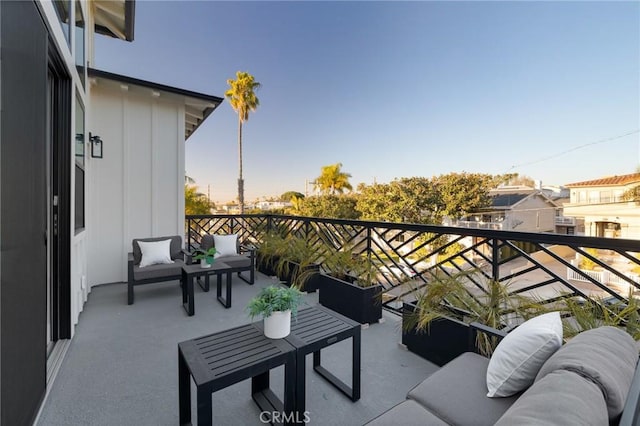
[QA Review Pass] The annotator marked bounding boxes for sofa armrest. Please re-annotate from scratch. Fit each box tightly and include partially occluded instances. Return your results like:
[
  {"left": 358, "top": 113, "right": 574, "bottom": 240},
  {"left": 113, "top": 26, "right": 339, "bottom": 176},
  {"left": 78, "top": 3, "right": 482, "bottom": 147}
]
[
  {"left": 468, "top": 322, "right": 507, "bottom": 352},
  {"left": 619, "top": 357, "right": 640, "bottom": 426}
]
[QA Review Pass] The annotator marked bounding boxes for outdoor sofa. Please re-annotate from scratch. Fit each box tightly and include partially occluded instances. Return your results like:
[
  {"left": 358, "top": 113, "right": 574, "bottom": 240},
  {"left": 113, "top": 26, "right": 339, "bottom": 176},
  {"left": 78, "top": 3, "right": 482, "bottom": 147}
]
[{"left": 367, "top": 322, "right": 640, "bottom": 426}]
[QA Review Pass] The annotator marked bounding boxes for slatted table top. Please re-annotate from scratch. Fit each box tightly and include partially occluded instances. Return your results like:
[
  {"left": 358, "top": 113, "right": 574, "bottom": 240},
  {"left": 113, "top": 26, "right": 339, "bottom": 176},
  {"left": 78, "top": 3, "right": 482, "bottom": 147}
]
[
  {"left": 287, "top": 305, "right": 360, "bottom": 349},
  {"left": 178, "top": 324, "right": 296, "bottom": 389}
]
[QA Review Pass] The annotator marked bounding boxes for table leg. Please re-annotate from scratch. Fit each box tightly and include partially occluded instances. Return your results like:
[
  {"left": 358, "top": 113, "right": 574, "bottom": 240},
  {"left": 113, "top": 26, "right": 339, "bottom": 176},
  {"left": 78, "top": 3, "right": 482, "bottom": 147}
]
[
  {"left": 183, "top": 275, "right": 195, "bottom": 316},
  {"left": 312, "top": 332, "right": 361, "bottom": 401},
  {"left": 178, "top": 350, "right": 191, "bottom": 425},
  {"left": 352, "top": 329, "right": 361, "bottom": 401},
  {"left": 216, "top": 272, "right": 232, "bottom": 308},
  {"left": 284, "top": 356, "right": 297, "bottom": 426},
  {"left": 197, "top": 385, "right": 212, "bottom": 426},
  {"left": 294, "top": 352, "right": 306, "bottom": 418}
]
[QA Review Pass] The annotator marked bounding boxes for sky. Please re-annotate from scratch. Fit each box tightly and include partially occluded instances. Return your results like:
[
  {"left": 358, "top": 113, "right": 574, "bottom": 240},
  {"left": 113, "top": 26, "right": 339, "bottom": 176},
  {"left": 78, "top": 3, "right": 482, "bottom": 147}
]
[{"left": 94, "top": 1, "right": 640, "bottom": 204}]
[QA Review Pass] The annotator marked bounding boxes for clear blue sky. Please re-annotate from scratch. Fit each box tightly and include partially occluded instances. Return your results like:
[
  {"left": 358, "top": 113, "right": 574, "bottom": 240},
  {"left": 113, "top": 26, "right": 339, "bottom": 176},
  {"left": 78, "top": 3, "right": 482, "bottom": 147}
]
[{"left": 95, "top": 1, "right": 640, "bottom": 203}]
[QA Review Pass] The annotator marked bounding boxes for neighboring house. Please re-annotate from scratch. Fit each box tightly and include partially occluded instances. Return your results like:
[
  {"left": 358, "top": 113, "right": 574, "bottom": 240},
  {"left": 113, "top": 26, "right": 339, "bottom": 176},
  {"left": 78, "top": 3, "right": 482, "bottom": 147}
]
[
  {"left": 450, "top": 187, "right": 559, "bottom": 233},
  {"left": 563, "top": 173, "right": 640, "bottom": 239},
  {"left": 255, "top": 200, "right": 292, "bottom": 210},
  {"left": 0, "top": 1, "right": 221, "bottom": 423}
]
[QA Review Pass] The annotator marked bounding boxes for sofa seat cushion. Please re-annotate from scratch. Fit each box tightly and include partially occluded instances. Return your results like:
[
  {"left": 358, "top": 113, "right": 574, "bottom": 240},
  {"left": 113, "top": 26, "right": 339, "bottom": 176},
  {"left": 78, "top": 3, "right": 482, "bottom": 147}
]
[
  {"left": 218, "top": 255, "right": 251, "bottom": 269},
  {"left": 408, "top": 352, "right": 519, "bottom": 426},
  {"left": 495, "top": 369, "right": 608, "bottom": 425},
  {"left": 535, "top": 326, "right": 638, "bottom": 421},
  {"left": 366, "top": 400, "right": 449, "bottom": 426},
  {"left": 133, "top": 259, "right": 184, "bottom": 281}
]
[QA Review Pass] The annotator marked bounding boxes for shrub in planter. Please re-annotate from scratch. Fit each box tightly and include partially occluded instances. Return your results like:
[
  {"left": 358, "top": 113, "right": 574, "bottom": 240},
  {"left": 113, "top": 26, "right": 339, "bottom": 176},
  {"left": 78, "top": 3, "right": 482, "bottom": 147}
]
[
  {"left": 317, "top": 247, "right": 383, "bottom": 324},
  {"left": 275, "top": 236, "right": 321, "bottom": 293},
  {"left": 404, "top": 270, "right": 545, "bottom": 360},
  {"left": 256, "top": 233, "right": 287, "bottom": 277}
]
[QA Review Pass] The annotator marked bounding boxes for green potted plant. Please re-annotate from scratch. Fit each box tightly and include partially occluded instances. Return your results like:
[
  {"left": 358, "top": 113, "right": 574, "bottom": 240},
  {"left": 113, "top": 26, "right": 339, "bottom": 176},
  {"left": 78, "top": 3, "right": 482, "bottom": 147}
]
[
  {"left": 247, "top": 285, "right": 304, "bottom": 339},
  {"left": 315, "top": 244, "right": 384, "bottom": 324},
  {"left": 192, "top": 247, "right": 217, "bottom": 269},
  {"left": 403, "top": 270, "right": 544, "bottom": 365}
]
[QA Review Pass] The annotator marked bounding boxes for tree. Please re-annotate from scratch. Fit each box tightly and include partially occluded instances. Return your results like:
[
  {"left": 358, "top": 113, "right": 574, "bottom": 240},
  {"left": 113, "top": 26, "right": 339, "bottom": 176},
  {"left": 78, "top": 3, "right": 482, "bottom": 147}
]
[
  {"left": 623, "top": 185, "right": 640, "bottom": 202},
  {"left": 356, "top": 178, "right": 438, "bottom": 224},
  {"left": 225, "top": 71, "right": 261, "bottom": 214},
  {"left": 297, "top": 195, "right": 360, "bottom": 219},
  {"left": 432, "top": 172, "right": 497, "bottom": 221},
  {"left": 314, "top": 163, "right": 353, "bottom": 195},
  {"left": 281, "top": 191, "right": 304, "bottom": 202},
  {"left": 185, "top": 184, "right": 213, "bottom": 215}
]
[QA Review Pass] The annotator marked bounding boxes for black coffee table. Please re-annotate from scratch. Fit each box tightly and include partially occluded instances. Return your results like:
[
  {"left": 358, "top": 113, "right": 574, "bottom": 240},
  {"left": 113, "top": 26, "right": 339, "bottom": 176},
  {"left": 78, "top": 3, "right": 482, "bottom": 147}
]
[{"left": 181, "top": 262, "right": 245, "bottom": 315}]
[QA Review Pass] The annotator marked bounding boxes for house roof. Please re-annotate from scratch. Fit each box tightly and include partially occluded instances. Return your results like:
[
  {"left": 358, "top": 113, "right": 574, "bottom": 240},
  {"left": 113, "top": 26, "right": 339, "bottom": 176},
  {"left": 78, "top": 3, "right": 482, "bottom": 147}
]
[
  {"left": 491, "top": 192, "right": 530, "bottom": 208},
  {"left": 88, "top": 68, "right": 223, "bottom": 140},
  {"left": 565, "top": 173, "right": 640, "bottom": 188},
  {"left": 94, "top": 0, "right": 136, "bottom": 42}
]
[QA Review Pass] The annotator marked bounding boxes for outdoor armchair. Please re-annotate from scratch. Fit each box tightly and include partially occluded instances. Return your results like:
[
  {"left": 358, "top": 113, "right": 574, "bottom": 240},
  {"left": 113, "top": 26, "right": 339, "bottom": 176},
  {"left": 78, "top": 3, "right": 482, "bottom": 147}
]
[
  {"left": 200, "top": 234, "right": 255, "bottom": 284},
  {"left": 127, "top": 235, "right": 191, "bottom": 305}
]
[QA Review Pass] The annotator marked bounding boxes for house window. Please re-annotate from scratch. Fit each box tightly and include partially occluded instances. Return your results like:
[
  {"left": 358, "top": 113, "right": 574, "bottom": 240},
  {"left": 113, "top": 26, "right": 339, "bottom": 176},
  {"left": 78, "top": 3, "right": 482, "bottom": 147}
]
[
  {"left": 588, "top": 191, "right": 599, "bottom": 204},
  {"left": 74, "top": 1, "right": 85, "bottom": 88},
  {"left": 74, "top": 94, "right": 85, "bottom": 231},
  {"left": 53, "top": 0, "right": 71, "bottom": 47},
  {"left": 600, "top": 191, "right": 612, "bottom": 203}
]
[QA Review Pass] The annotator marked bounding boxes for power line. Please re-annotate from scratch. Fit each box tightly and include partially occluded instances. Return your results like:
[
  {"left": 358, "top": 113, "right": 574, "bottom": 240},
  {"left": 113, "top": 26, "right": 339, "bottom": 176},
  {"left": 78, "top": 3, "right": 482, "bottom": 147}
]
[{"left": 506, "top": 129, "right": 640, "bottom": 172}]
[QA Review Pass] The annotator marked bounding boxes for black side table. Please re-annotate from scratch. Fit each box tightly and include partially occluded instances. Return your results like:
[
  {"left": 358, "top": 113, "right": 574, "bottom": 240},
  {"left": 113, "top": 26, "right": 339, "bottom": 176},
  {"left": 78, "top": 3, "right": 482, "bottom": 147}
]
[
  {"left": 256, "top": 305, "right": 362, "bottom": 417},
  {"left": 178, "top": 324, "right": 297, "bottom": 425}
]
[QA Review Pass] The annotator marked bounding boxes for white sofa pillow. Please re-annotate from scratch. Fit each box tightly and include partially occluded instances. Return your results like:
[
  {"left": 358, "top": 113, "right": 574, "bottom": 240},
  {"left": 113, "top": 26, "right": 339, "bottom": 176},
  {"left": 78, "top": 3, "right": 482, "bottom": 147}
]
[
  {"left": 214, "top": 234, "right": 238, "bottom": 258},
  {"left": 138, "top": 239, "right": 174, "bottom": 268},
  {"left": 486, "top": 311, "right": 563, "bottom": 397}
]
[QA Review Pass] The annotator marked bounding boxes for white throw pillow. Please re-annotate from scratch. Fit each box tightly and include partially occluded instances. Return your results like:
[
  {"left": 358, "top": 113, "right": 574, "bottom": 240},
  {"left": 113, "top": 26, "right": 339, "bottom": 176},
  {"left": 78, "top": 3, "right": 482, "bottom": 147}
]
[
  {"left": 138, "top": 239, "right": 174, "bottom": 268},
  {"left": 213, "top": 234, "right": 238, "bottom": 258},
  {"left": 486, "top": 311, "right": 563, "bottom": 397}
]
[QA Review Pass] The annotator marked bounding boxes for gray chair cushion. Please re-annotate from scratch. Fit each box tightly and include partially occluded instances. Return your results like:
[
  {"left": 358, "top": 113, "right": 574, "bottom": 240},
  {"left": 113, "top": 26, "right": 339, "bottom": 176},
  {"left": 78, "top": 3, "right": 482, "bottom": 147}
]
[
  {"left": 365, "top": 400, "right": 449, "bottom": 426},
  {"left": 132, "top": 235, "right": 182, "bottom": 264},
  {"left": 535, "top": 326, "right": 638, "bottom": 421},
  {"left": 133, "top": 259, "right": 184, "bottom": 281},
  {"left": 218, "top": 255, "right": 251, "bottom": 268},
  {"left": 408, "top": 352, "right": 519, "bottom": 426},
  {"left": 496, "top": 369, "right": 608, "bottom": 426}
]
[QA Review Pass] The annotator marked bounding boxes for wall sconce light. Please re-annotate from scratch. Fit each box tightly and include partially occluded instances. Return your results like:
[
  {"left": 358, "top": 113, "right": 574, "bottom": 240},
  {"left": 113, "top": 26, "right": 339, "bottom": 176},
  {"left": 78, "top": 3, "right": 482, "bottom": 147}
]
[{"left": 90, "top": 133, "right": 103, "bottom": 158}]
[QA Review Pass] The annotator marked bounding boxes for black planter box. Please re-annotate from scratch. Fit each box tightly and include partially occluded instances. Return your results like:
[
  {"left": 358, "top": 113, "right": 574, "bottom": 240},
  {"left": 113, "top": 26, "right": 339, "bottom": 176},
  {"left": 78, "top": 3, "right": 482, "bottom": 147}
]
[
  {"left": 278, "top": 261, "right": 321, "bottom": 293},
  {"left": 402, "top": 302, "right": 471, "bottom": 367},
  {"left": 318, "top": 273, "right": 383, "bottom": 324},
  {"left": 257, "top": 254, "right": 279, "bottom": 277}
]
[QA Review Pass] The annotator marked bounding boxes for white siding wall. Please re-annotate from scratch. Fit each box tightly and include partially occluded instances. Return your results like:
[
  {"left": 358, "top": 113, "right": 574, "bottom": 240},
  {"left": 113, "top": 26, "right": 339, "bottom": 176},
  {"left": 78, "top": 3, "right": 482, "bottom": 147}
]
[{"left": 88, "top": 85, "right": 185, "bottom": 286}]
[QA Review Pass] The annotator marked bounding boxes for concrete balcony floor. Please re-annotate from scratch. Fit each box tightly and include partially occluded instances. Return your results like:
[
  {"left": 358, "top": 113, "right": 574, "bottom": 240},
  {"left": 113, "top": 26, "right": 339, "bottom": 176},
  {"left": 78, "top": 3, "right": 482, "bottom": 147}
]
[{"left": 37, "top": 272, "right": 438, "bottom": 425}]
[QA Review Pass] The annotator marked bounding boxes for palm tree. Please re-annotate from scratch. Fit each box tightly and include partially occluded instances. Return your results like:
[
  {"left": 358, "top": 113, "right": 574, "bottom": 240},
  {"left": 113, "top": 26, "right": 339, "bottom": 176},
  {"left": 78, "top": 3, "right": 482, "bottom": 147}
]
[
  {"left": 225, "top": 71, "right": 261, "bottom": 213},
  {"left": 314, "top": 163, "right": 353, "bottom": 195}
]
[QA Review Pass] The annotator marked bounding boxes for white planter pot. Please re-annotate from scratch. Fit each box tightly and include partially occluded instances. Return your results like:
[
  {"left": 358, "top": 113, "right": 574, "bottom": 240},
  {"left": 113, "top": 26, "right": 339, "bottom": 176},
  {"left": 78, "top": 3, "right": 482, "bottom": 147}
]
[
  {"left": 200, "top": 259, "right": 211, "bottom": 269},
  {"left": 263, "top": 310, "right": 291, "bottom": 339}
]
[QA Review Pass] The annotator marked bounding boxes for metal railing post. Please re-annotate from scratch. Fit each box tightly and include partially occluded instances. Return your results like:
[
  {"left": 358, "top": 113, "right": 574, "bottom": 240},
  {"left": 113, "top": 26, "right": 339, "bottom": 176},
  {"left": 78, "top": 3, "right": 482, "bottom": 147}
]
[{"left": 491, "top": 237, "right": 500, "bottom": 282}]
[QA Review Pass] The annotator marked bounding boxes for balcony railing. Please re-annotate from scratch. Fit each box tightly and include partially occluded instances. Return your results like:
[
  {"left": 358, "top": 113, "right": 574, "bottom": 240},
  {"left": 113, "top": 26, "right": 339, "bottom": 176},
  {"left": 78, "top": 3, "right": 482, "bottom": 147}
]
[{"left": 186, "top": 214, "right": 640, "bottom": 313}]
